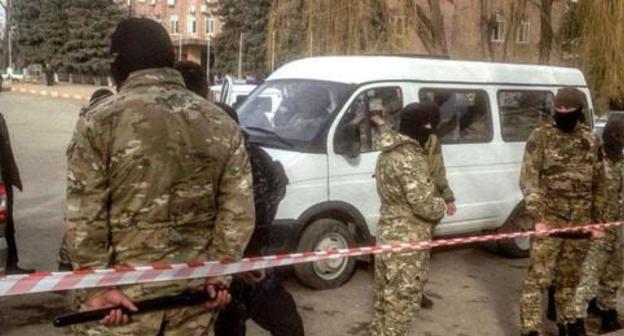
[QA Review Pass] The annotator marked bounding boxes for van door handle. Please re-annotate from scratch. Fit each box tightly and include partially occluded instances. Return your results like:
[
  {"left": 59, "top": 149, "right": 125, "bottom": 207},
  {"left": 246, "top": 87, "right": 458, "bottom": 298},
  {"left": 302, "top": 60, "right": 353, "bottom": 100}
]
[{"left": 372, "top": 174, "right": 376, "bottom": 178}]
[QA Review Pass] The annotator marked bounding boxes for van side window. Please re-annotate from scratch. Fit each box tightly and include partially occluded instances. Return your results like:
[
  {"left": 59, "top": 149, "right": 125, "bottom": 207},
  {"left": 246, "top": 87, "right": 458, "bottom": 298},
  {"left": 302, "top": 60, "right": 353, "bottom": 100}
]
[
  {"left": 419, "top": 89, "right": 492, "bottom": 143},
  {"left": 498, "top": 90, "right": 555, "bottom": 142},
  {"left": 334, "top": 87, "right": 403, "bottom": 154}
]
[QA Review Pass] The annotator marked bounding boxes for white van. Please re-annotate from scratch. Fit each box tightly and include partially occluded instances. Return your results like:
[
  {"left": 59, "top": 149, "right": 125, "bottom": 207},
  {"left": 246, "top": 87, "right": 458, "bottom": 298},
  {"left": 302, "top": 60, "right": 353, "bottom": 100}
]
[{"left": 236, "top": 56, "right": 594, "bottom": 289}]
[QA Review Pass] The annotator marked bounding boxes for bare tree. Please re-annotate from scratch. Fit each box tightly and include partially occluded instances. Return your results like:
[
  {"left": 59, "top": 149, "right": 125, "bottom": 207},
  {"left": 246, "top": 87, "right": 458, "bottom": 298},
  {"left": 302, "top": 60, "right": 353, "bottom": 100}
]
[
  {"left": 404, "top": 0, "right": 449, "bottom": 56},
  {"left": 533, "top": 0, "right": 554, "bottom": 64}
]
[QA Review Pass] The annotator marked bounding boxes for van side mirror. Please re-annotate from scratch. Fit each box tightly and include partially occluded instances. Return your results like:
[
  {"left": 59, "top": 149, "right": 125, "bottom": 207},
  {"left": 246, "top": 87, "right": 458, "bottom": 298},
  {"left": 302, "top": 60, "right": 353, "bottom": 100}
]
[{"left": 335, "top": 123, "right": 361, "bottom": 158}]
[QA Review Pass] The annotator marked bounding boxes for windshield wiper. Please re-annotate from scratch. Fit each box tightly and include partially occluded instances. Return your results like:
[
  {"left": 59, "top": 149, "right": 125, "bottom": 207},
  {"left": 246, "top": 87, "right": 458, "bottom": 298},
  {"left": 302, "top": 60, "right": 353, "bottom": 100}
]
[{"left": 245, "top": 127, "right": 295, "bottom": 148}]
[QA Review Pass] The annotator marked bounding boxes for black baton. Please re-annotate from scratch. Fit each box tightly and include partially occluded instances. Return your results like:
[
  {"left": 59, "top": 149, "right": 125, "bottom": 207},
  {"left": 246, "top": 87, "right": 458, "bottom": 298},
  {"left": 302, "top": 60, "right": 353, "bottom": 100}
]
[{"left": 53, "top": 288, "right": 224, "bottom": 327}]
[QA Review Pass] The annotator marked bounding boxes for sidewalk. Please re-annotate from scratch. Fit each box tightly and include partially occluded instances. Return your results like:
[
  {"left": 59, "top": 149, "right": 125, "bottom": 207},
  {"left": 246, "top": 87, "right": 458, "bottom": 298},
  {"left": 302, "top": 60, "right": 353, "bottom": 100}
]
[{"left": 2, "top": 82, "right": 110, "bottom": 102}]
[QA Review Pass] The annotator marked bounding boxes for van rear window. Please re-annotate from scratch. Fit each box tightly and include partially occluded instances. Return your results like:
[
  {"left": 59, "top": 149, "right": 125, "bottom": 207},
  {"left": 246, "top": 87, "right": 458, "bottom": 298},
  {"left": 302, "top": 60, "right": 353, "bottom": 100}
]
[
  {"left": 498, "top": 91, "right": 555, "bottom": 142},
  {"left": 419, "top": 89, "right": 493, "bottom": 144}
]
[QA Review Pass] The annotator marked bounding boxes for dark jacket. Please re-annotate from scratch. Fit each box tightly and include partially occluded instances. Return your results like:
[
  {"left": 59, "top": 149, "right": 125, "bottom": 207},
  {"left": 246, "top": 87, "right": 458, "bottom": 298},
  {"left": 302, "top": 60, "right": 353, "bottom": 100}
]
[
  {"left": 244, "top": 143, "right": 288, "bottom": 256},
  {"left": 0, "top": 113, "right": 22, "bottom": 190}
]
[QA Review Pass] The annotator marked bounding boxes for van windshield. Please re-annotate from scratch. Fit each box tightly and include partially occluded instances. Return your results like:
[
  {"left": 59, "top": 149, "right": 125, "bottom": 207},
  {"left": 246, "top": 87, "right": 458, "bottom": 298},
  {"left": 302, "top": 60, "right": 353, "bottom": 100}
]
[{"left": 238, "top": 80, "right": 354, "bottom": 152}]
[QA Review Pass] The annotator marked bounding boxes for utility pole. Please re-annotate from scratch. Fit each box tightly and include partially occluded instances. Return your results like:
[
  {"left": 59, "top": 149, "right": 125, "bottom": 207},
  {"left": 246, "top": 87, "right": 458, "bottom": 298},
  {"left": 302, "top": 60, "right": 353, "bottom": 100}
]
[
  {"left": 206, "top": 36, "right": 210, "bottom": 84},
  {"left": 3, "top": 0, "right": 11, "bottom": 69},
  {"left": 271, "top": 31, "right": 276, "bottom": 72},
  {"left": 237, "top": 32, "right": 243, "bottom": 79},
  {"left": 8, "top": 25, "right": 14, "bottom": 70},
  {"left": 179, "top": 34, "right": 183, "bottom": 62}
]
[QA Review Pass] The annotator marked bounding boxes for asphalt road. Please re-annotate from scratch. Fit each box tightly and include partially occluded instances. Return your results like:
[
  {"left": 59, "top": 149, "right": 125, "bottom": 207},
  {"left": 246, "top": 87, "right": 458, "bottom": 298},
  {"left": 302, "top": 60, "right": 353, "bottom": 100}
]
[{"left": 0, "top": 92, "right": 617, "bottom": 336}]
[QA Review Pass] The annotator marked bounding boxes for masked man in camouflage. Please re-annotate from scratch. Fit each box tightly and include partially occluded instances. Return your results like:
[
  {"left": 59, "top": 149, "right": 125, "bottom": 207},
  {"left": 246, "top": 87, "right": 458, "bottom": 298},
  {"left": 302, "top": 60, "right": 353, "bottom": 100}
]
[
  {"left": 418, "top": 102, "right": 456, "bottom": 309},
  {"left": 370, "top": 103, "right": 446, "bottom": 336},
  {"left": 519, "top": 88, "right": 605, "bottom": 336},
  {"left": 575, "top": 116, "right": 624, "bottom": 334},
  {"left": 64, "top": 19, "right": 254, "bottom": 335}
]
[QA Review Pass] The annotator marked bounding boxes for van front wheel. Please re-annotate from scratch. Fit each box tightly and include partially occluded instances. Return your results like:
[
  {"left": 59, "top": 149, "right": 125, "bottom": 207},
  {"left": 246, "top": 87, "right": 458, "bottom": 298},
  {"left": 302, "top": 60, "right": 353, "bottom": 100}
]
[
  {"left": 294, "top": 219, "right": 357, "bottom": 290},
  {"left": 497, "top": 206, "right": 533, "bottom": 258}
]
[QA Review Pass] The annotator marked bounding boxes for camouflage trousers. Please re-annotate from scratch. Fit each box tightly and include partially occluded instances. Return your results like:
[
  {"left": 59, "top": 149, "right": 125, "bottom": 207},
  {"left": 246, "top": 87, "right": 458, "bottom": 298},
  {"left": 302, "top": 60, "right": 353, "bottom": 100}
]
[
  {"left": 370, "top": 248, "right": 431, "bottom": 336},
  {"left": 520, "top": 236, "right": 590, "bottom": 333},
  {"left": 71, "top": 304, "right": 216, "bottom": 336},
  {"left": 575, "top": 228, "right": 623, "bottom": 316}
]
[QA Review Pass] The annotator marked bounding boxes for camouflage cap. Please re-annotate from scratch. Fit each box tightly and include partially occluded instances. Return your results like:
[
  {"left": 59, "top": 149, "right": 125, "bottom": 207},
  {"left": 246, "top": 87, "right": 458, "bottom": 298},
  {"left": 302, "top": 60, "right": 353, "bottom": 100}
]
[{"left": 555, "top": 87, "right": 584, "bottom": 110}]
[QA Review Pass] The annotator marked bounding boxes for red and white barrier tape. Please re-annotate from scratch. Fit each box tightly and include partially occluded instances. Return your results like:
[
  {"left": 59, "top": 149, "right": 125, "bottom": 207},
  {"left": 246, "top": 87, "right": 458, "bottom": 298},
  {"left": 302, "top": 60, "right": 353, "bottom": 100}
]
[{"left": 1, "top": 222, "right": 622, "bottom": 297}]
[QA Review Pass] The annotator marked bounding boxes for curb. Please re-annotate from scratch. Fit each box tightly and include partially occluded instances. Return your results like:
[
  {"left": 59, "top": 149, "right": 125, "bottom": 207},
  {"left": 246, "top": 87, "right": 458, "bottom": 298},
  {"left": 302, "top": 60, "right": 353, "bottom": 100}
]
[{"left": 8, "top": 87, "right": 88, "bottom": 101}]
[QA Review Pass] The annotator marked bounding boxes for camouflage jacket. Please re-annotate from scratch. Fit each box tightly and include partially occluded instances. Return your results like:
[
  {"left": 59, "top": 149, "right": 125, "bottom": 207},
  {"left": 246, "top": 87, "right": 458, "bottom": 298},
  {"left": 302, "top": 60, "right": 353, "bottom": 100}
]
[
  {"left": 375, "top": 130, "right": 446, "bottom": 242},
  {"left": 520, "top": 122, "right": 605, "bottom": 226},
  {"left": 423, "top": 134, "right": 455, "bottom": 203},
  {"left": 64, "top": 68, "right": 255, "bottom": 300},
  {"left": 603, "top": 158, "right": 624, "bottom": 222}
]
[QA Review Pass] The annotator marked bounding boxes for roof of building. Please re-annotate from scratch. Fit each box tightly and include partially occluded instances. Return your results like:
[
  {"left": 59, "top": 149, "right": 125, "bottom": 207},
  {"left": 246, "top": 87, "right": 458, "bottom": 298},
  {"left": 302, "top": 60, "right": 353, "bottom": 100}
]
[{"left": 268, "top": 56, "right": 587, "bottom": 87}]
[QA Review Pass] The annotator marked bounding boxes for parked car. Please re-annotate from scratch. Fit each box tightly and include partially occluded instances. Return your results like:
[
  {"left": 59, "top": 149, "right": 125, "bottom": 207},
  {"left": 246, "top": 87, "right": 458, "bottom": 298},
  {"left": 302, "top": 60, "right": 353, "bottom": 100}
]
[
  {"left": 237, "top": 56, "right": 595, "bottom": 289},
  {"left": 211, "top": 75, "right": 260, "bottom": 108},
  {"left": 0, "top": 182, "right": 8, "bottom": 274},
  {"left": 1, "top": 67, "right": 24, "bottom": 82}
]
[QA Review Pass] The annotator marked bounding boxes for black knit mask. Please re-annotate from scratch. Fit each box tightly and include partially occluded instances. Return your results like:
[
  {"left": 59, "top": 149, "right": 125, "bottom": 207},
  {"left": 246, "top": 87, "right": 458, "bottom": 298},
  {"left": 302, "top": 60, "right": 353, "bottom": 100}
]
[
  {"left": 554, "top": 109, "right": 583, "bottom": 133},
  {"left": 110, "top": 18, "right": 175, "bottom": 89},
  {"left": 603, "top": 118, "right": 624, "bottom": 162}
]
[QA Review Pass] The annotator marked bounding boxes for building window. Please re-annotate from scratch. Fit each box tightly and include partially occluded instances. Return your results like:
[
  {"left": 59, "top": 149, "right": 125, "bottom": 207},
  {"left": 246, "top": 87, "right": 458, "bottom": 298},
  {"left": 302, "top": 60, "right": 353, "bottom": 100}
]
[
  {"left": 188, "top": 15, "right": 197, "bottom": 35},
  {"left": 170, "top": 15, "right": 179, "bottom": 34},
  {"left": 516, "top": 16, "right": 530, "bottom": 43},
  {"left": 205, "top": 16, "right": 216, "bottom": 35},
  {"left": 491, "top": 13, "right": 505, "bottom": 43},
  {"left": 391, "top": 16, "right": 407, "bottom": 36}
]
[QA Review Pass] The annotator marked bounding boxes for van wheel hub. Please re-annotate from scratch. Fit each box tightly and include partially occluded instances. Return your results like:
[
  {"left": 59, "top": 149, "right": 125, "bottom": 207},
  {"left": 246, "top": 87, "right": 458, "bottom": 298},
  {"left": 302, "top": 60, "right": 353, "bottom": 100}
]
[{"left": 313, "top": 233, "right": 349, "bottom": 281}]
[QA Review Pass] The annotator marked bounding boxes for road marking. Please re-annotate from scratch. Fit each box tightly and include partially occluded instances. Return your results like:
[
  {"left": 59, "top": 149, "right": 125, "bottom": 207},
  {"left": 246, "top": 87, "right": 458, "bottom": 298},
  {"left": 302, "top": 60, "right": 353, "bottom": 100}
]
[{"left": 6, "top": 87, "right": 88, "bottom": 101}]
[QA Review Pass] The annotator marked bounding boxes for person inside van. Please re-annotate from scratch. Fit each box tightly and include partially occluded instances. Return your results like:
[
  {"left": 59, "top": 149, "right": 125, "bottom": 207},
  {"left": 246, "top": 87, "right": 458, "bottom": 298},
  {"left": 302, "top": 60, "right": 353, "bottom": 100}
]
[
  {"left": 459, "top": 93, "right": 489, "bottom": 140},
  {"left": 280, "top": 86, "right": 333, "bottom": 140}
]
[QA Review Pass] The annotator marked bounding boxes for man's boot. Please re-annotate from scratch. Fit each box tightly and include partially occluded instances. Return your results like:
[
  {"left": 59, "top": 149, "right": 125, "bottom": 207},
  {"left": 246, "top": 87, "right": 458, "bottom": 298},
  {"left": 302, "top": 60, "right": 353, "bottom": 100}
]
[
  {"left": 421, "top": 294, "right": 434, "bottom": 309},
  {"left": 5, "top": 263, "right": 35, "bottom": 275},
  {"left": 558, "top": 323, "right": 568, "bottom": 336},
  {"left": 521, "top": 331, "right": 539, "bottom": 336},
  {"left": 600, "top": 309, "right": 622, "bottom": 333},
  {"left": 547, "top": 285, "right": 557, "bottom": 322},
  {"left": 587, "top": 297, "right": 602, "bottom": 316},
  {"left": 567, "top": 319, "right": 587, "bottom": 336}
]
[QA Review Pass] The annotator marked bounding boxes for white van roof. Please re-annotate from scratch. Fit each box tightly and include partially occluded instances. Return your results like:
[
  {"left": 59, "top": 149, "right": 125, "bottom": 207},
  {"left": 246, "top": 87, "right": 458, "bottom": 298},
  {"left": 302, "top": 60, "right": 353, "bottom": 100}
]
[{"left": 268, "top": 56, "right": 587, "bottom": 87}]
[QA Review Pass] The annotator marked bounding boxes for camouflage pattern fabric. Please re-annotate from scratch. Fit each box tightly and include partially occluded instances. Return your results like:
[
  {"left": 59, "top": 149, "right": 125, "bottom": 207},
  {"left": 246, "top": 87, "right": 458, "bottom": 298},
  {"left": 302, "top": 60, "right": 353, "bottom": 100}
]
[
  {"left": 64, "top": 68, "right": 255, "bottom": 335},
  {"left": 371, "top": 130, "right": 445, "bottom": 336},
  {"left": 520, "top": 230, "right": 590, "bottom": 332},
  {"left": 520, "top": 122, "right": 605, "bottom": 225},
  {"left": 576, "top": 158, "right": 624, "bottom": 316},
  {"left": 423, "top": 134, "right": 455, "bottom": 202},
  {"left": 519, "top": 122, "right": 605, "bottom": 334},
  {"left": 72, "top": 304, "right": 214, "bottom": 336}
]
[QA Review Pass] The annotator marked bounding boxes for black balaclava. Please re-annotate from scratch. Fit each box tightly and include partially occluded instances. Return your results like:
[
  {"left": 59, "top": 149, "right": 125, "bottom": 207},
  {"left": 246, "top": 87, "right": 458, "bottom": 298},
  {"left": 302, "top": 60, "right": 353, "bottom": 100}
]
[
  {"left": 399, "top": 102, "right": 438, "bottom": 146},
  {"left": 110, "top": 18, "right": 175, "bottom": 90},
  {"left": 174, "top": 61, "right": 209, "bottom": 98},
  {"left": 603, "top": 117, "right": 624, "bottom": 162},
  {"left": 553, "top": 87, "right": 585, "bottom": 133}
]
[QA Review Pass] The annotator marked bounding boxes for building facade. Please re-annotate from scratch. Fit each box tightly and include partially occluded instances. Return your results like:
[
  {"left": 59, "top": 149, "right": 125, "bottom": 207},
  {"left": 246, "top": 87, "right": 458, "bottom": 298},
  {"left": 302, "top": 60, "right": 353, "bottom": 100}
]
[
  {"left": 130, "top": 0, "right": 222, "bottom": 70},
  {"left": 268, "top": 0, "right": 570, "bottom": 72},
  {"left": 385, "top": 0, "right": 567, "bottom": 64}
]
